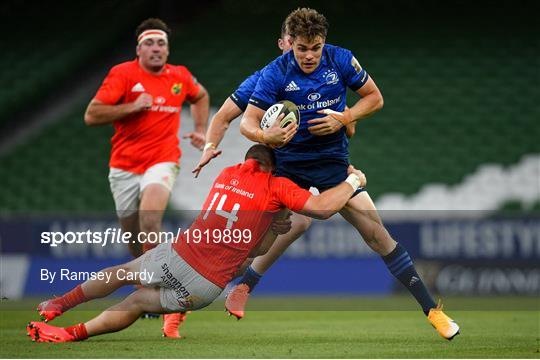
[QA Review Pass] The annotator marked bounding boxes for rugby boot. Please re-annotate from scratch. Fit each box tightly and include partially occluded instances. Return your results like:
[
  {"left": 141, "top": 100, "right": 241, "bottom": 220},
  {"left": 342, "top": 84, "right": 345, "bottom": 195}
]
[
  {"left": 162, "top": 312, "right": 188, "bottom": 338},
  {"left": 427, "top": 302, "right": 460, "bottom": 340},
  {"left": 36, "top": 299, "right": 63, "bottom": 322},
  {"left": 225, "top": 283, "right": 250, "bottom": 320},
  {"left": 26, "top": 322, "right": 75, "bottom": 343}
]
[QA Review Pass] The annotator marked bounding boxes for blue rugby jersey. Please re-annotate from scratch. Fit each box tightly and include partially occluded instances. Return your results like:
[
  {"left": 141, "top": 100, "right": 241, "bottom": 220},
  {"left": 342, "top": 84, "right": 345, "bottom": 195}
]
[
  {"left": 230, "top": 70, "right": 262, "bottom": 112},
  {"left": 249, "top": 44, "right": 369, "bottom": 162}
]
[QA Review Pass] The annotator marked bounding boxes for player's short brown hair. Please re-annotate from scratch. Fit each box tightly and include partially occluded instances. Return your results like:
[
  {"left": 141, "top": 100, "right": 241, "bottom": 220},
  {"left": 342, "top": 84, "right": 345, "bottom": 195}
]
[
  {"left": 280, "top": 20, "right": 288, "bottom": 38},
  {"left": 245, "top": 144, "right": 276, "bottom": 169},
  {"left": 135, "top": 18, "right": 171, "bottom": 41},
  {"left": 285, "top": 8, "right": 328, "bottom": 42}
]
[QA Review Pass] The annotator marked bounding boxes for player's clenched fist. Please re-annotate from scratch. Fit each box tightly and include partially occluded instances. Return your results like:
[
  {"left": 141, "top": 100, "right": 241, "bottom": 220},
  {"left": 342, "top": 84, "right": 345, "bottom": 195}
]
[
  {"left": 132, "top": 93, "right": 153, "bottom": 111},
  {"left": 347, "top": 165, "right": 367, "bottom": 188}
]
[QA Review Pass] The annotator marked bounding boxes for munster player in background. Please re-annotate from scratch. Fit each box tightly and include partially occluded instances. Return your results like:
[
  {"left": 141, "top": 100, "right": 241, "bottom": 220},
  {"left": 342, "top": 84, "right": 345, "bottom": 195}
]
[
  {"left": 83, "top": 18, "right": 210, "bottom": 337},
  {"left": 26, "top": 145, "right": 367, "bottom": 343}
]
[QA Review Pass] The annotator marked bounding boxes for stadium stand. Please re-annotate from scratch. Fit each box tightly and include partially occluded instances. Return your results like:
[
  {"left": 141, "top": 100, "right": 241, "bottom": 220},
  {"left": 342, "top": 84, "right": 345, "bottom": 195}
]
[
  {"left": 0, "top": 0, "right": 153, "bottom": 130},
  {"left": 0, "top": 1, "right": 537, "bottom": 213}
]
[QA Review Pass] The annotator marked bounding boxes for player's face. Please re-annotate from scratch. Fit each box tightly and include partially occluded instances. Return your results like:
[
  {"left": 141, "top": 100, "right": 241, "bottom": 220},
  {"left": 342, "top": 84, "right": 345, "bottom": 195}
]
[
  {"left": 137, "top": 37, "right": 169, "bottom": 73},
  {"left": 278, "top": 34, "right": 293, "bottom": 54},
  {"left": 292, "top": 35, "right": 324, "bottom": 74}
]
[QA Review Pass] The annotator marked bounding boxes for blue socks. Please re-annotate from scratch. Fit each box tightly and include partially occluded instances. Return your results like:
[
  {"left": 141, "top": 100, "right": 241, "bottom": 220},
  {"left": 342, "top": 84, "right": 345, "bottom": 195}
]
[
  {"left": 239, "top": 245, "right": 436, "bottom": 315},
  {"left": 383, "top": 243, "right": 436, "bottom": 315},
  {"left": 239, "top": 266, "right": 262, "bottom": 292}
]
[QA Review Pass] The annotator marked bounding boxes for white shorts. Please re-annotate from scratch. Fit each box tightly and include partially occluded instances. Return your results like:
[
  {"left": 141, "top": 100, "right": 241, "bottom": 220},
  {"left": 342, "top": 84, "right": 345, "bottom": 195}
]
[
  {"left": 108, "top": 162, "right": 179, "bottom": 218},
  {"left": 139, "top": 242, "right": 223, "bottom": 312}
]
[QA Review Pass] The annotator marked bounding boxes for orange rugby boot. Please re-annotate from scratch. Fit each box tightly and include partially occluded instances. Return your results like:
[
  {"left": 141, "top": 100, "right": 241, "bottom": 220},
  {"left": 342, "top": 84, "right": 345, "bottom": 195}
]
[
  {"left": 225, "top": 283, "right": 250, "bottom": 320},
  {"left": 26, "top": 322, "right": 75, "bottom": 343},
  {"left": 427, "top": 302, "right": 460, "bottom": 340},
  {"left": 162, "top": 311, "right": 189, "bottom": 338},
  {"left": 36, "top": 299, "right": 63, "bottom": 322}
]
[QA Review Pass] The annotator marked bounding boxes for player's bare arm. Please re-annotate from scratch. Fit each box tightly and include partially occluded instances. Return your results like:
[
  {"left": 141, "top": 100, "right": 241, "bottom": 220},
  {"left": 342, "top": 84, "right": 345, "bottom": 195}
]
[
  {"left": 240, "top": 104, "right": 297, "bottom": 146},
  {"left": 299, "top": 165, "right": 366, "bottom": 220},
  {"left": 183, "top": 84, "right": 210, "bottom": 150},
  {"left": 84, "top": 94, "right": 153, "bottom": 126},
  {"left": 192, "top": 98, "right": 243, "bottom": 177},
  {"left": 345, "top": 122, "right": 356, "bottom": 138},
  {"left": 308, "top": 78, "right": 383, "bottom": 136}
]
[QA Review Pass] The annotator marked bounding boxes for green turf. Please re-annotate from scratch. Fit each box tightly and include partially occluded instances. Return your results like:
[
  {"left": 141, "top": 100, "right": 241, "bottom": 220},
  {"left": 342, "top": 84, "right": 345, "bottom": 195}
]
[{"left": 1, "top": 297, "right": 538, "bottom": 358}]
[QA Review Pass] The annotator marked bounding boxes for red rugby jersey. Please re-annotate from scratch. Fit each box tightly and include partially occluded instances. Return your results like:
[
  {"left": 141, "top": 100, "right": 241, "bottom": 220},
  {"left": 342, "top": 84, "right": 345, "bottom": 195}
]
[
  {"left": 174, "top": 159, "right": 311, "bottom": 288},
  {"left": 94, "top": 59, "right": 200, "bottom": 174}
]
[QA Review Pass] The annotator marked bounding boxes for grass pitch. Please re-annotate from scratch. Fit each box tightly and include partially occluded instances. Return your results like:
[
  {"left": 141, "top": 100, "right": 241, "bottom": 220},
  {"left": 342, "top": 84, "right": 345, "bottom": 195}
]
[{"left": 1, "top": 296, "right": 538, "bottom": 358}]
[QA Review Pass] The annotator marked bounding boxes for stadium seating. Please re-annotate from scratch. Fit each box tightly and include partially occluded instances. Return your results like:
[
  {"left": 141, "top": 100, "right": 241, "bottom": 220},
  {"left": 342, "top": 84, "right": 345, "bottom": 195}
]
[
  {"left": 0, "top": 1, "right": 537, "bottom": 213},
  {"left": 0, "top": 0, "right": 152, "bottom": 129}
]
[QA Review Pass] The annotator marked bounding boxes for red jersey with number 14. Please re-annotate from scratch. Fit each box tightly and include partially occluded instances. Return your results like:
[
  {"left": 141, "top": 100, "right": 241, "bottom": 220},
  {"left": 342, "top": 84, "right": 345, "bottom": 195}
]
[
  {"left": 174, "top": 159, "right": 311, "bottom": 288},
  {"left": 94, "top": 59, "right": 200, "bottom": 174}
]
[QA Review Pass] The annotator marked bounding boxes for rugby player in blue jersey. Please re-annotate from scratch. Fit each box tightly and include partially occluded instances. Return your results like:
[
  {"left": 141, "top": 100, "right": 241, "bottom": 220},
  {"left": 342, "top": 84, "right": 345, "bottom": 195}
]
[
  {"left": 237, "top": 8, "right": 460, "bottom": 340},
  {"left": 192, "top": 22, "right": 355, "bottom": 302},
  {"left": 193, "top": 22, "right": 355, "bottom": 177}
]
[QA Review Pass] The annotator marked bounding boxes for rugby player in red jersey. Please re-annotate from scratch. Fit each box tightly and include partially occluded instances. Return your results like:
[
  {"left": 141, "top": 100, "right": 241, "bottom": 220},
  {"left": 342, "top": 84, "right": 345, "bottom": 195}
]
[
  {"left": 83, "top": 18, "right": 209, "bottom": 337},
  {"left": 27, "top": 145, "right": 366, "bottom": 342}
]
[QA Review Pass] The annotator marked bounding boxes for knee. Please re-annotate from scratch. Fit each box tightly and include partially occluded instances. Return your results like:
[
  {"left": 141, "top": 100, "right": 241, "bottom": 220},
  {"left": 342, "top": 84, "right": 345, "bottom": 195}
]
[
  {"left": 361, "top": 224, "right": 395, "bottom": 253},
  {"left": 120, "top": 291, "right": 145, "bottom": 311},
  {"left": 291, "top": 216, "right": 312, "bottom": 236}
]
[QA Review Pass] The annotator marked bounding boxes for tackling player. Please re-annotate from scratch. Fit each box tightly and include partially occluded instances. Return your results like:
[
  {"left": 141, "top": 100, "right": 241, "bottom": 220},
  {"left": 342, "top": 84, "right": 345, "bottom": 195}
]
[
  {"left": 238, "top": 8, "right": 459, "bottom": 340},
  {"left": 27, "top": 145, "right": 367, "bottom": 343},
  {"left": 84, "top": 18, "right": 209, "bottom": 338}
]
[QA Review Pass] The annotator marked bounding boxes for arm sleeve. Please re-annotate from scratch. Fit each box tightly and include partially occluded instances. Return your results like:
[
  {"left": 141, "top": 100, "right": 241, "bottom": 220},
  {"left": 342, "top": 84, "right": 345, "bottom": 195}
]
[
  {"left": 270, "top": 177, "right": 312, "bottom": 211},
  {"left": 94, "top": 66, "right": 127, "bottom": 105},
  {"left": 337, "top": 48, "right": 370, "bottom": 91},
  {"left": 182, "top": 67, "right": 202, "bottom": 102},
  {"left": 230, "top": 70, "right": 261, "bottom": 112},
  {"left": 248, "top": 63, "right": 281, "bottom": 111}
]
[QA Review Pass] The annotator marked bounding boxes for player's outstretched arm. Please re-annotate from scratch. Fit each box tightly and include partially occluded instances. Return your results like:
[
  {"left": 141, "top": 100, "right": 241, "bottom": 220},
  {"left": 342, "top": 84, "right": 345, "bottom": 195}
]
[
  {"left": 84, "top": 94, "right": 153, "bottom": 126},
  {"left": 184, "top": 84, "right": 210, "bottom": 150},
  {"left": 192, "top": 98, "right": 242, "bottom": 177},
  {"left": 298, "top": 165, "right": 366, "bottom": 220}
]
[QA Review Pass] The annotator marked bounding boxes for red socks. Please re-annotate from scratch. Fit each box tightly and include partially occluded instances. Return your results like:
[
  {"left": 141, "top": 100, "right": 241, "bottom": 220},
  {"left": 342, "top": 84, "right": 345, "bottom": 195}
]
[
  {"left": 56, "top": 284, "right": 87, "bottom": 311},
  {"left": 65, "top": 323, "right": 88, "bottom": 341}
]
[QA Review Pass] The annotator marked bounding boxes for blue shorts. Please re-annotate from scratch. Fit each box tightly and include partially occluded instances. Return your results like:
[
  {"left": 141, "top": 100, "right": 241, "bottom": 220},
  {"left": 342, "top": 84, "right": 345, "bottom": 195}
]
[{"left": 274, "top": 158, "right": 364, "bottom": 197}]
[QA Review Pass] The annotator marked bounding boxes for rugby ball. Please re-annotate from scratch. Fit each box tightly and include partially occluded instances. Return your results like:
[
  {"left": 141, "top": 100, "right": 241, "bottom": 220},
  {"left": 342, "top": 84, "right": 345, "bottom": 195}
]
[{"left": 260, "top": 100, "right": 300, "bottom": 129}]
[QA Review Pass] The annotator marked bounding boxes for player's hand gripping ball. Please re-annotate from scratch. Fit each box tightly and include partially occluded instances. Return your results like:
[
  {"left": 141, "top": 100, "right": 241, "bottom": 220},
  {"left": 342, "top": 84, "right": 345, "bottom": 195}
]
[{"left": 260, "top": 100, "right": 300, "bottom": 129}]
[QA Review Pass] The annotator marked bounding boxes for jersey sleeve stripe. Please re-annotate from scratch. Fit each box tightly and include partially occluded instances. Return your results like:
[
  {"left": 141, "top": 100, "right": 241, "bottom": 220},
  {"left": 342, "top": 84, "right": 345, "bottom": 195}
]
[
  {"left": 248, "top": 96, "right": 272, "bottom": 111},
  {"left": 230, "top": 93, "right": 248, "bottom": 112},
  {"left": 349, "top": 71, "right": 370, "bottom": 91}
]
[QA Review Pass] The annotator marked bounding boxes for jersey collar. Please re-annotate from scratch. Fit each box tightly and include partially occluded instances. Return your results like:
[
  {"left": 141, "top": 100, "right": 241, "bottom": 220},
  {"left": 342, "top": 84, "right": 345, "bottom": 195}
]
[{"left": 135, "top": 58, "right": 169, "bottom": 76}]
